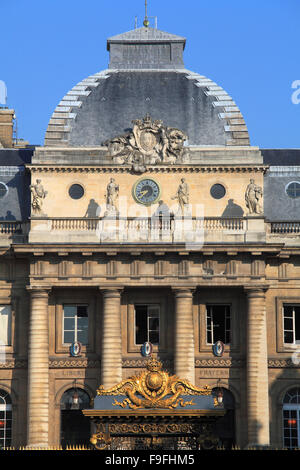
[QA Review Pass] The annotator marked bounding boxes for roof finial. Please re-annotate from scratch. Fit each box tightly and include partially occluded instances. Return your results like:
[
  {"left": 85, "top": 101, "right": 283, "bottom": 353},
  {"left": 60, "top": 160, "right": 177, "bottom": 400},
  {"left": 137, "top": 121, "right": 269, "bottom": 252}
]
[{"left": 143, "top": 0, "right": 150, "bottom": 27}]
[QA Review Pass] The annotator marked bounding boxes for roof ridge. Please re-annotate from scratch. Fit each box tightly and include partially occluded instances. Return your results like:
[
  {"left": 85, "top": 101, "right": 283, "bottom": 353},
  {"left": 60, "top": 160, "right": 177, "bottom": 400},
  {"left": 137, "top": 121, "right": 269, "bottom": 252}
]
[{"left": 107, "top": 26, "right": 186, "bottom": 42}]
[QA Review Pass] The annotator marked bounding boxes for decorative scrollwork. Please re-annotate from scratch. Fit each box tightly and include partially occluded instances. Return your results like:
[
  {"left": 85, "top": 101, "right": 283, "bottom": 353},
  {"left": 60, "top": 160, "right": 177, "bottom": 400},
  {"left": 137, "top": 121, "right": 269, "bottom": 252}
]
[
  {"left": 97, "top": 358, "right": 211, "bottom": 410},
  {"left": 104, "top": 114, "right": 189, "bottom": 173}
]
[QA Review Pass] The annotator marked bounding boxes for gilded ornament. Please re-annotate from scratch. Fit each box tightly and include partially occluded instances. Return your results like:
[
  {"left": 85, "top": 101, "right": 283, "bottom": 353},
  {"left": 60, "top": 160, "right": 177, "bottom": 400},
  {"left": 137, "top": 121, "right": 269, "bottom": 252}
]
[{"left": 97, "top": 358, "right": 212, "bottom": 410}]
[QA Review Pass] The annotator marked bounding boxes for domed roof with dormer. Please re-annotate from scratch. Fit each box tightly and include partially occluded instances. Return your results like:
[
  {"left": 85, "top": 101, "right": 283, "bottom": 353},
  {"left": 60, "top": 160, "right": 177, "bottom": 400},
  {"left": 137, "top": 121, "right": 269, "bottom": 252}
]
[{"left": 45, "top": 26, "right": 249, "bottom": 148}]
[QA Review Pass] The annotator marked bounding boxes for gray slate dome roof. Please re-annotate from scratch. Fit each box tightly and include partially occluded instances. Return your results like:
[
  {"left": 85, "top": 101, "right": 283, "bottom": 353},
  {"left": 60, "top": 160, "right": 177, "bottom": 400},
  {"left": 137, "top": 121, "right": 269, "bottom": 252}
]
[{"left": 45, "top": 27, "right": 249, "bottom": 148}]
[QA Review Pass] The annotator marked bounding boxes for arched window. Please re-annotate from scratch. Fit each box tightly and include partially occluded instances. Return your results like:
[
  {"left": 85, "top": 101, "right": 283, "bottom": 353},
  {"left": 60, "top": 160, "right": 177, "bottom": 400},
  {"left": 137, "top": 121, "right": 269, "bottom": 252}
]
[
  {"left": 0, "top": 389, "right": 12, "bottom": 448},
  {"left": 283, "top": 387, "right": 300, "bottom": 449}
]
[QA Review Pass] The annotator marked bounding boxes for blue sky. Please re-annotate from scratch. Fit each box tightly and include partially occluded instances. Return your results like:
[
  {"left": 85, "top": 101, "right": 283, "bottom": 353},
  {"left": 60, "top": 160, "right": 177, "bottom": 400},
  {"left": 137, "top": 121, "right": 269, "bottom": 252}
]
[{"left": 0, "top": 0, "right": 299, "bottom": 148}]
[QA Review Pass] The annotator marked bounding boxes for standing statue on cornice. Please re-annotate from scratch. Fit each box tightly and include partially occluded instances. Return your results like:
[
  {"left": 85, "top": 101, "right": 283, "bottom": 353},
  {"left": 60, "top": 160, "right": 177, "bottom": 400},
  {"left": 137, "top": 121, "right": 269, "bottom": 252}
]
[
  {"left": 245, "top": 179, "right": 263, "bottom": 215},
  {"left": 172, "top": 178, "right": 190, "bottom": 215},
  {"left": 105, "top": 178, "right": 119, "bottom": 215},
  {"left": 30, "top": 179, "right": 47, "bottom": 216}
]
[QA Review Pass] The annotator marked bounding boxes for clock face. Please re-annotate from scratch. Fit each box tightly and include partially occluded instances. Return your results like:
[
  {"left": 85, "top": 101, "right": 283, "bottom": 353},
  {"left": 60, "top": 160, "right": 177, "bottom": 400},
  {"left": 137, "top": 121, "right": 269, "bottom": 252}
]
[{"left": 133, "top": 178, "right": 161, "bottom": 205}]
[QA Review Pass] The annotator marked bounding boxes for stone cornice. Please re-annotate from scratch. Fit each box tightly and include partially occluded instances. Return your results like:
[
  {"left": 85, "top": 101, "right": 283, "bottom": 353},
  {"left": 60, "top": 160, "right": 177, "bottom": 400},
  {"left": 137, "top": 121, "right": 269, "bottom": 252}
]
[
  {"left": 12, "top": 242, "right": 285, "bottom": 255},
  {"left": 26, "top": 164, "right": 268, "bottom": 174}
]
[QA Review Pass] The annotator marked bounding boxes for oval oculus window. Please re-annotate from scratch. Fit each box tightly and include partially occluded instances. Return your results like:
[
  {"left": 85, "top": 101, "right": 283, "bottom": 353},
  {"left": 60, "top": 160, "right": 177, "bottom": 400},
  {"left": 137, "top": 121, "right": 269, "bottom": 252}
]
[
  {"left": 286, "top": 182, "right": 300, "bottom": 199},
  {"left": 69, "top": 184, "right": 85, "bottom": 200},
  {"left": 210, "top": 183, "right": 226, "bottom": 200},
  {"left": 0, "top": 182, "right": 8, "bottom": 199}
]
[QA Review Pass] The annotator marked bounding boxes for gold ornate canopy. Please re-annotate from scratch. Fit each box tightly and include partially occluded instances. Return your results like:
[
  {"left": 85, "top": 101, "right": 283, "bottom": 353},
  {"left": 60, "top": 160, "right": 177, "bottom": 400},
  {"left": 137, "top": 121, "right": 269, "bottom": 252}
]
[
  {"left": 96, "top": 358, "right": 213, "bottom": 410},
  {"left": 85, "top": 359, "right": 224, "bottom": 450}
]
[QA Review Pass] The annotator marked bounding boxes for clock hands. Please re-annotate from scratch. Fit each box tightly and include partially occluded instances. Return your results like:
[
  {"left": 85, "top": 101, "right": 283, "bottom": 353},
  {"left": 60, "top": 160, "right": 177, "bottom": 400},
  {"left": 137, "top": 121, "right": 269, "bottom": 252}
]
[{"left": 134, "top": 179, "right": 160, "bottom": 205}]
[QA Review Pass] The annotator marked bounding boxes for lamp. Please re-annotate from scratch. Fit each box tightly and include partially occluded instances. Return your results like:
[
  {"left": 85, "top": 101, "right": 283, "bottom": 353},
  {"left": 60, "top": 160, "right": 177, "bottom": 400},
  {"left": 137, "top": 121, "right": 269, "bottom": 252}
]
[
  {"left": 70, "top": 380, "right": 80, "bottom": 410},
  {"left": 216, "top": 380, "right": 224, "bottom": 405}
]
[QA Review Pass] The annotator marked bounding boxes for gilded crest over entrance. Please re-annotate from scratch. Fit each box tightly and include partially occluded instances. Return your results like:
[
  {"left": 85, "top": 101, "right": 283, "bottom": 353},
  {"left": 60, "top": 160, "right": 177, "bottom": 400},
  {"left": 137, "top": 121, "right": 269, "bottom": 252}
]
[
  {"left": 96, "top": 358, "right": 212, "bottom": 410},
  {"left": 104, "top": 114, "right": 189, "bottom": 173}
]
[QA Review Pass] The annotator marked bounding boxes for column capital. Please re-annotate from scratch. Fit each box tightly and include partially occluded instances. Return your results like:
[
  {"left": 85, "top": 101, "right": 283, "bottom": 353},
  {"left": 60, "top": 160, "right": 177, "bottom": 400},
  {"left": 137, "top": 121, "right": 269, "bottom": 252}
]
[
  {"left": 99, "top": 287, "right": 123, "bottom": 298},
  {"left": 172, "top": 287, "right": 195, "bottom": 298},
  {"left": 26, "top": 285, "right": 52, "bottom": 297},
  {"left": 244, "top": 284, "right": 269, "bottom": 297}
]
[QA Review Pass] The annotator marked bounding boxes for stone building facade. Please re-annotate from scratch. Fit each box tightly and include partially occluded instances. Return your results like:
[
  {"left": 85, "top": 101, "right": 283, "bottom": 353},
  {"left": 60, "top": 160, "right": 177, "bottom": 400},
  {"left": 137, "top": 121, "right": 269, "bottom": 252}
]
[{"left": 0, "top": 24, "right": 300, "bottom": 449}]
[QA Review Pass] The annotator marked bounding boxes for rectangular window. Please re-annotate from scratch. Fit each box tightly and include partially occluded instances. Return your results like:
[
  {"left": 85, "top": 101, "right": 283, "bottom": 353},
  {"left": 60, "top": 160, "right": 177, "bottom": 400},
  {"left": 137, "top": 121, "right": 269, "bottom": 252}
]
[
  {"left": 63, "top": 305, "right": 88, "bottom": 345},
  {"left": 206, "top": 305, "right": 231, "bottom": 345},
  {"left": 0, "top": 305, "right": 11, "bottom": 346},
  {"left": 135, "top": 304, "right": 160, "bottom": 345},
  {"left": 283, "top": 305, "right": 300, "bottom": 344}
]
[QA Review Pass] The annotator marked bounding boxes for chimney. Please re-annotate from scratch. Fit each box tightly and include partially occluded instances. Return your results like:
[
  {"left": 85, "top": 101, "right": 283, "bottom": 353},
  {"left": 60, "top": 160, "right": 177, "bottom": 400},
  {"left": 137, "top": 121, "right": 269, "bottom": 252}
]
[{"left": 0, "top": 109, "right": 15, "bottom": 148}]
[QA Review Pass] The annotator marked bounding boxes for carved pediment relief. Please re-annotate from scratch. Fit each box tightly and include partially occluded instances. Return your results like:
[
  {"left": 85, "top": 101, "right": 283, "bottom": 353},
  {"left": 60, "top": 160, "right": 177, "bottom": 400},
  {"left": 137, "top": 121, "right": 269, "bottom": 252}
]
[{"left": 104, "top": 114, "right": 190, "bottom": 173}]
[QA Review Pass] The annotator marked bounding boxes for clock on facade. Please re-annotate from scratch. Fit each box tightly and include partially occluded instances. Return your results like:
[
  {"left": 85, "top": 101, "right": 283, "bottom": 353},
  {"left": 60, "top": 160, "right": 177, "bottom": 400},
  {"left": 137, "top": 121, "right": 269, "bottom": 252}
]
[{"left": 133, "top": 178, "right": 161, "bottom": 205}]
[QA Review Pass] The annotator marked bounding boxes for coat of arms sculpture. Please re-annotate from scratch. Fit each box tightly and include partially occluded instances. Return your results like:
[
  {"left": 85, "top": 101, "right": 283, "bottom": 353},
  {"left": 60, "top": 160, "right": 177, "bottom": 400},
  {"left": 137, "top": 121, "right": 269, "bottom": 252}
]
[{"left": 104, "top": 114, "right": 190, "bottom": 173}]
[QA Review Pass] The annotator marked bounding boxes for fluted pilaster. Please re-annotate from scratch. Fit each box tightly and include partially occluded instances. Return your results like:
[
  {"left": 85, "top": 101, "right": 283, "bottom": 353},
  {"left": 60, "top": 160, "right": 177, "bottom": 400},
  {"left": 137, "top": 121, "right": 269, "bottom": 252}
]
[
  {"left": 100, "top": 288, "right": 123, "bottom": 389},
  {"left": 27, "top": 286, "right": 51, "bottom": 447},
  {"left": 173, "top": 288, "right": 195, "bottom": 384},
  {"left": 245, "top": 287, "right": 270, "bottom": 446}
]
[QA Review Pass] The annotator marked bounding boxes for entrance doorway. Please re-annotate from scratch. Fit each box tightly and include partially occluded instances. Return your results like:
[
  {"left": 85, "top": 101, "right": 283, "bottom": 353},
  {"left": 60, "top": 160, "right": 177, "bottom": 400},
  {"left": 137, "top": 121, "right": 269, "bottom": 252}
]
[
  {"left": 60, "top": 388, "right": 91, "bottom": 448},
  {"left": 213, "top": 387, "right": 235, "bottom": 448}
]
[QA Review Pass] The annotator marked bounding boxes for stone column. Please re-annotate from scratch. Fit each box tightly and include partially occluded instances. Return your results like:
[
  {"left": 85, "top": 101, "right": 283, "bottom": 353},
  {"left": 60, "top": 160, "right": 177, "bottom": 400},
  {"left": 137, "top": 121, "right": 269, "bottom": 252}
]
[
  {"left": 26, "top": 286, "right": 51, "bottom": 447},
  {"left": 99, "top": 288, "right": 123, "bottom": 389},
  {"left": 245, "top": 287, "right": 270, "bottom": 446},
  {"left": 173, "top": 288, "right": 195, "bottom": 384}
]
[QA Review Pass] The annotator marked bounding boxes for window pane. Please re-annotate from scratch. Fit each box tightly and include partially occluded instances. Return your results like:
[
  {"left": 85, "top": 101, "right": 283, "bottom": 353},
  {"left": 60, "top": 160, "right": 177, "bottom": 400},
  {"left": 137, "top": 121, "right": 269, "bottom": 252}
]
[
  {"left": 286, "top": 182, "right": 300, "bottom": 199},
  {"left": 0, "top": 306, "right": 11, "bottom": 346},
  {"left": 77, "top": 306, "right": 88, "bottom": 317},
  {"left": 284, "top": 331, "right": 293, "bottom": 344},
  {"left": 283, "top": 305, "right": 294, "bottom": 318},
  {"left": 213, "top": 309, "right": 226, "bottom": 343},
  {"left": 295, "top": 307, "right": 300, "bottom": 343},
  {"left": 0, "top": 183, "right": 8, "bottom": 199},
  {"left": 64, "top": 306, "right": 77, "bottom": 317},
  {"left": 149, "top": 317, "right": 159, "bottom": 331},
  {"left": 77, "top": 316, "right": 88, "bottom": 329},
  {"left": 77, "top": 328, "right": 88, "bottom": 345},
  {"left": 64, "top": 318, "right": 75, "bottom": 331},
  {"left": 284, "top": 318, "right": 293, "bottom": 331},
  {"left": 149, "top": 331, "right": 159, "bottom": 344},
  {"left": 284, "top": 388, "right": 300, "bottom": 404},
  {"left": 207, "top": 330, "right": 212, "bottom": 344},
  {"left": 135, "top": 306, "right": 148, "bottom": 345},
  {"left": 64, "top": 331, "right": 75, "bottom": 344}
]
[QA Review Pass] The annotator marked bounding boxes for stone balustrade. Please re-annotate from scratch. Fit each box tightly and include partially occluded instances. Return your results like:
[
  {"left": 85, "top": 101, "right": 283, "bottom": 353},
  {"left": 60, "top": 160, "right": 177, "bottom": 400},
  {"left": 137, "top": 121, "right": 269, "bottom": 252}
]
[
  {"left": 4, "top": 216, "right": 298, "bottom": 245},
  {"left": 270, "top": 221, "right": 300, "bottom": 234},
  {"left": 0, "top": 221, "right": 29, "bottom": 245},
  {"left": 31, "top": 216, "right": 246, "bottom": 244}
]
